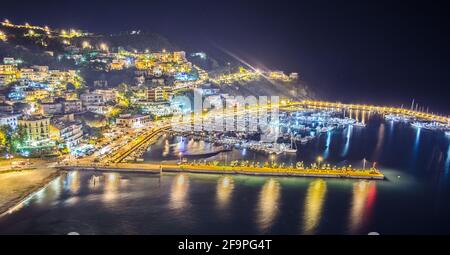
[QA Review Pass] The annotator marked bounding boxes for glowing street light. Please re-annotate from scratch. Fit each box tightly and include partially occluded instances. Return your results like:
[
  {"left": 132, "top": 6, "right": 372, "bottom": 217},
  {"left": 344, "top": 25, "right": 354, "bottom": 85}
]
[
  {"left": 178, "top": 152, "right": 183, "bottom": 163},
  {"left": 82, "top": 41, "right": 91, "bottom": 49},
  {"left": 316, "top": 156, "right": 323, "bottom": 168},
  {"left": 270, "top": 154, "right": 276, "bottom": 166},
  {"left": 99, "top": 43, "right": 108, "bottom": 52}
]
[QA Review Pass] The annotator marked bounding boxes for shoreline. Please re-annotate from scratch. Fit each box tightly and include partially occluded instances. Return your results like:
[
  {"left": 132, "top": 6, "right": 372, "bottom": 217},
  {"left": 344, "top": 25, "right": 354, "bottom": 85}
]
[{"left": 0, "top": 169, "right": 61, "bottom": 217}]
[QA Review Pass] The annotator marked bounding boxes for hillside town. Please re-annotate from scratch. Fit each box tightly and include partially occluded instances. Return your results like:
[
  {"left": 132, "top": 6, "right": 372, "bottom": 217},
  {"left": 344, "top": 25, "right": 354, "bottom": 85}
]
[{"left": 0, "top": 19, "right": 301, "bottom": 159}]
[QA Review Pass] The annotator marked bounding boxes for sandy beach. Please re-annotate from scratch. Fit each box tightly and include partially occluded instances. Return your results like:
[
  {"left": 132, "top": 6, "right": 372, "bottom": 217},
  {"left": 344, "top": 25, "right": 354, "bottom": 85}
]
[{"left": 0, "top": 167, "right": 60, "bottom": 215}]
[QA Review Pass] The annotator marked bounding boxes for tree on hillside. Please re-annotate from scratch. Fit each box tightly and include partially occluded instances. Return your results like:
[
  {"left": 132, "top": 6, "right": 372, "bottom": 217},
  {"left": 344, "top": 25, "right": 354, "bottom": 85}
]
[
  {"left": 11, "top": 125, "right": 28, "bottom": 152},
  {"left": 0, "top": 125, "right": 8, "bottom": 149}
]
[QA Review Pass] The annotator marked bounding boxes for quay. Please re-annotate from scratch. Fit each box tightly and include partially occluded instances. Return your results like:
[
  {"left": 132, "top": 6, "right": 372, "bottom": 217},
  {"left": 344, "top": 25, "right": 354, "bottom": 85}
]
[{"left": 59, "top": 162, "right": 385, "bottom": 180}]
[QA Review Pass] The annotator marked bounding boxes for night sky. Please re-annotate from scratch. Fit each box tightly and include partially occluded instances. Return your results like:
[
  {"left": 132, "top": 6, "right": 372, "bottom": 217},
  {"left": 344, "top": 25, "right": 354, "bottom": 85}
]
[{"left": 1, "top": 0, "right": 449, "bottom": 113}]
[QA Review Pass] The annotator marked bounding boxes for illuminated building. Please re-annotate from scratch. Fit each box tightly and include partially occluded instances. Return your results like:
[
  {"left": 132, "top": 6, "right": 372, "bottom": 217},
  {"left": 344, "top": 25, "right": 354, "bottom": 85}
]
[
  {"left": 137, "top": 101, "right": 175, "bottom": 117},
  {"left": 0, "top": 113, "right": 21, "bottom": 129},
  {"left": 0, "top": 102, "right": 14, "bottom": 113},
  {"left": 109, "top": 59, "right": 126, "bottom": 70},
  {"left": 50, "top": 121, "right": 83, "bottom": 149},
  {"left": 0, "top": 74, "right": 16, "bottom": 87},
  {"left": 135, "top": 58, "right": 153, "bottom": 70},
  {"left": 24, "top": 89, "right": 50, "bottom": 102},
  {"left": 147, "top": 86, "right": 173, "bottom": 102},
  {"left": 0, "top": 30, "right": 6, "bottom": 41},
  {"left": 93, "top": 89, "right": 118, "bottom": 103},
  {"left": 86, "top": 105, "right": 113, "bottom": 115},
  {"left": 116, "top": 114, "right": 151, "bottom": 128},
  {"left": 289, "top": 72, "right": 299, "bottom": 80},
  {"left": 173, "top": 51, "right": 186, "bottom": 62},
  {"left": 3, "top": 57, "right": 23, "bottom": 65},
  {"left": 80, "top": 93, "right": 104, "bottom": 105},
  {"left": 63, "top": 99, "right": 83, "bottom": 113},
  {"left": 19, "top": 68, "right": 37, "bottom": 80},
  {"left": 31, "top": 65, "right": 49, "bottom": 73},
  {"left": 40, "top": 102, "right": 63, "bottom": 115},
  {"left": 268, "top": 71, "right": 290, "bottom": 81},
  {"left": 18, "top": 115, "right": 51, "bottom": 145},
  {"left": 0, "top": 64, "right": 19, "bottom": 87}
]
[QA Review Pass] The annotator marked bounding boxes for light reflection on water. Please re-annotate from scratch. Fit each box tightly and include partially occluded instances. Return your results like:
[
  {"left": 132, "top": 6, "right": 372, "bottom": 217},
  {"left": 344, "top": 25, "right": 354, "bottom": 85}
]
[
  {"left": 103, "top": 173, "right": 120, "bottom": 202},
  {"left": 0, "top": 169, "right": 434, "bottom": 235},
  {"left": 445, "top": 145, "right": 450, "bottom": 177},
  {"left": 66, "top": 171, "right": 80, "bottom": 194},
  {"left": 323, "top": 131, "right": 332, "bottom": 159},
  {"left": 411, "top": 127, "right": 422, "bottom": 169},
  {"left": 170, "top": 174, "right": 189, "bottom": 211},
  {"left": 348, "top": 181, "right": 377, "bottom": 234},
  {"left": 256, "top": 178, "right": 281, "bottom": 233},
  {"left": 341, "top": 125, "right": 353, "bottom": 157},
  {"left": 372, "top": 123, "right": 385, "bottom": 161},
  {"left": 302, "top": 179, "right": 327, "bottom": 234},
  {"left": 216, "top": 176, "right": 234, "bottom": 209}
]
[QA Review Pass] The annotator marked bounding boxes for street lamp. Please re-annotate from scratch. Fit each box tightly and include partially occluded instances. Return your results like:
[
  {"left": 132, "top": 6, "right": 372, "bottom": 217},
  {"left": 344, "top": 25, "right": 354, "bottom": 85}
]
[
  {"left": 99, "top": 43, "right": 108, "bottom": 52},
  {"left": 316, "top": 156, "right": 323, "bottom": 168},
  {"left": 82, "top": 41, "right": 91, "bottom": 49},
  {"left": 270, "top": 154, "right": 276, "bottom": 167},
  {"left": 179, "top": 151, "right": 183, "bottom": 164}
]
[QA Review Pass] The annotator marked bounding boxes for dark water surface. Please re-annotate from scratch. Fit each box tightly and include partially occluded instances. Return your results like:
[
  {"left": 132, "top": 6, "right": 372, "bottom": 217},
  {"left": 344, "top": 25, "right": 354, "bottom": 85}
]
[{"left": 1, "top": 113, "right": 450, "bottom": 234}]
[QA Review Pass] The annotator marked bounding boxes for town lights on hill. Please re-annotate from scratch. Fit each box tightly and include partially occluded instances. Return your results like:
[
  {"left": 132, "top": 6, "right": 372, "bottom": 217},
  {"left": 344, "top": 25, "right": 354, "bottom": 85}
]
[
  {"left": 99, "top": 43, "right": 108, "bottom": 52},
  {"left": 82, "top": 41, "right": 91, "bottom": 49},
  {"left": 0, "top": 30, "right": 6, "bottom": 41}
]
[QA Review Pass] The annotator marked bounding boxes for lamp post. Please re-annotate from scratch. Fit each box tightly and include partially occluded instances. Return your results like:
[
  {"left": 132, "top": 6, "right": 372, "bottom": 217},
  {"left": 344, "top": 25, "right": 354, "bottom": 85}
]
[
  {"left": 316, "top": 156, "right": 323, "bottom": 169},
  {"left": 179, "top": 151, "right": 183, "bottom": 164},
  {"left": 270, "top": 154, "right": 276, "bottom": 167}
]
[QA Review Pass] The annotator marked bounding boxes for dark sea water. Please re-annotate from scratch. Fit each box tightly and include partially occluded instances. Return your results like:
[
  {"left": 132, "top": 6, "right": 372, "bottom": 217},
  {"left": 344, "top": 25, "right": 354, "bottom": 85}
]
[{"left": 1, "top": 113, "right": 450, "bottom": 234}]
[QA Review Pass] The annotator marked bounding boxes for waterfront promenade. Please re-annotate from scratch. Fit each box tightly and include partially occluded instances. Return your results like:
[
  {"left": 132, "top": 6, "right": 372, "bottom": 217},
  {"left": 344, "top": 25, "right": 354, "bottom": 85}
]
[{"left": 59, "top": 162, "right": 385, "bottom": 180}]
